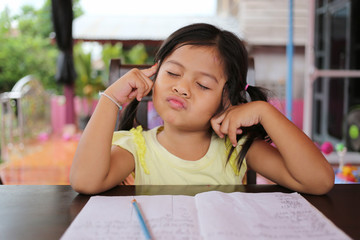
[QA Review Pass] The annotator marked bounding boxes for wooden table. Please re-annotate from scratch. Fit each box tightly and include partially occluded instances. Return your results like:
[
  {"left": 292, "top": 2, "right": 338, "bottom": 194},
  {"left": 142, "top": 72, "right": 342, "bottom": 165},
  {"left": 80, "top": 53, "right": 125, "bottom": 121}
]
[{"left": 0, "top": 184, "right": 359, "bottom": 239}]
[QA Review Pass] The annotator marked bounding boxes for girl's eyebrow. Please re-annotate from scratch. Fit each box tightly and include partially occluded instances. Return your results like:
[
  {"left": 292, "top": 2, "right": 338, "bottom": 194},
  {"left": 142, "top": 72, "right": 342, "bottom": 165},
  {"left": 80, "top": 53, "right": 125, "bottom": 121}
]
[
  {"left": 165, "top": 60, "right": 184, "bottom": 68},
  {"left": 165, "top": 60, "right": 219, "bottom": 84}
]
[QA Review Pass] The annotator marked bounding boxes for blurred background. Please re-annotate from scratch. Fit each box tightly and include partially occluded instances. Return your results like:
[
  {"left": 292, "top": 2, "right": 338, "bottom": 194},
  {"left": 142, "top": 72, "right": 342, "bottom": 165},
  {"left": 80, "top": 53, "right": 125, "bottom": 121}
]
[{"left": 0, "top": 0, "right": 359, "bottom": 184}]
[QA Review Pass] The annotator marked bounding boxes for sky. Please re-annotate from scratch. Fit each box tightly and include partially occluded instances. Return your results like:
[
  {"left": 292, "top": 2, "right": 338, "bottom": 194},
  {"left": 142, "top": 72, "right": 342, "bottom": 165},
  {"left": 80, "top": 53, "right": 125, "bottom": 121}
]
[{"left": 0, "top": 0, "right": 217, "bottom": 16}]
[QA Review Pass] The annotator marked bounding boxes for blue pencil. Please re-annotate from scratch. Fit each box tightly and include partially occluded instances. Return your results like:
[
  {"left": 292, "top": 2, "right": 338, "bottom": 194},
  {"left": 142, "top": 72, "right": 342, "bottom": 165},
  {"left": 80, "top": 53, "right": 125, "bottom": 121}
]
[{"left": 132, "top": 199, "right": 152, "bottom": 240}]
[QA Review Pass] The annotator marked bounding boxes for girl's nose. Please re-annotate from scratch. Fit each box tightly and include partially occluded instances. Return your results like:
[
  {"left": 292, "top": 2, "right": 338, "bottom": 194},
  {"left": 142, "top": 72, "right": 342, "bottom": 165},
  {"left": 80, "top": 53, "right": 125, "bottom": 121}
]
[{"left": 172, "top": 83, "right": 190, "bottom": 98}]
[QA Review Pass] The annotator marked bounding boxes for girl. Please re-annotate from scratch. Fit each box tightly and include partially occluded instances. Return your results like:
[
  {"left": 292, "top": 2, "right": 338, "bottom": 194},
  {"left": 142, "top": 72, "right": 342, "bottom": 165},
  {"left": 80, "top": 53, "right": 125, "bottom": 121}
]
[{"left": 70, "top": 23, "right": 334, "bottom": 195}]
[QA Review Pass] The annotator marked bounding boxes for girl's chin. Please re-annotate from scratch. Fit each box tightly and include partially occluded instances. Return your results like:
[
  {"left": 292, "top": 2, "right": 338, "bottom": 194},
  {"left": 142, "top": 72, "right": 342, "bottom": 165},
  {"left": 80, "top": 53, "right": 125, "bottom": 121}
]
[
  {"left": 163, "top": 120, "right": 211, "bottom": 132},
  {"left": 161, "top": 115, "right": 180, "bottom": 125}
]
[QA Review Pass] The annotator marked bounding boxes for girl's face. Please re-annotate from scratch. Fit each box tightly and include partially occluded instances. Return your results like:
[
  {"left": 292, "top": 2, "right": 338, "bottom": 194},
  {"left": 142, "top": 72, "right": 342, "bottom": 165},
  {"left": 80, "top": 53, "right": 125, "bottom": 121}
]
[{"left": 153, "top": 45, "right": 227, "bottom": 132}]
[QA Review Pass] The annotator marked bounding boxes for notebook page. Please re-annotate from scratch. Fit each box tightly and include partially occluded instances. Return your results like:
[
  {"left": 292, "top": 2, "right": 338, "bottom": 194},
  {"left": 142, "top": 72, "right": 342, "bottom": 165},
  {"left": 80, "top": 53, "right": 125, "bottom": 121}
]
[
  {"left": 195, "top": 191, "right": 350, "bottom": 240},
  {"left": 61, "top": 195, "right": 200, "bottom": 240}
]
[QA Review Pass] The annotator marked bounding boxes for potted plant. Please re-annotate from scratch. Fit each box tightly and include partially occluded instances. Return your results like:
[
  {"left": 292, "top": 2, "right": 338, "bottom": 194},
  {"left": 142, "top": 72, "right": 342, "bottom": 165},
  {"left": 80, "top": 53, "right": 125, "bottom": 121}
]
[
  {"left": 73, "top": 42, "right": 105, "bottom": 130},
  {"left": 74, "top": 42, "right": 151, "bottom": 130}
]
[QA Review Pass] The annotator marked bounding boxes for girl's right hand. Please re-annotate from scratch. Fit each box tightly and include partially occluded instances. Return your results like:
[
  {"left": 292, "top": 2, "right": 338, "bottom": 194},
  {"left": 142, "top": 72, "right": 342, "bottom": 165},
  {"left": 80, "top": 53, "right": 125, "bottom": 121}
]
[{"left": 104, "top": 63, "right": 158, "bottom": 105}]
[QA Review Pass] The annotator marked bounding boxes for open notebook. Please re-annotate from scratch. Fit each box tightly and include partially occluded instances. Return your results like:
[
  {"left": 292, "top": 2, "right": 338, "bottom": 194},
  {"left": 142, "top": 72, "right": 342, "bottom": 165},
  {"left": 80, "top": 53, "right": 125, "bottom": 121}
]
[{"left": 61, "top": 191, "right": 350, "bottom": 240}]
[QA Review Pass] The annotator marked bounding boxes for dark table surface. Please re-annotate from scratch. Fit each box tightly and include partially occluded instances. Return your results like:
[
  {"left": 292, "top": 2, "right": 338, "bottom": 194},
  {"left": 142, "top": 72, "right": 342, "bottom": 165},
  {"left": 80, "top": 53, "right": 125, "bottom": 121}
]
[{"left": 0, "top": 184, "right": 359, "bottom": 240}]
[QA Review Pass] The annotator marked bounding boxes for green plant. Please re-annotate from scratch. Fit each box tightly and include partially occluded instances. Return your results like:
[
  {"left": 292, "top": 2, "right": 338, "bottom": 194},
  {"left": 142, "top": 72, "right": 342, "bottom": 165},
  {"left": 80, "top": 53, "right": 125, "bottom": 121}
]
[
  {"left": 125, "top": 43, "right": 149, "bottom": 64},
  {"left": 101, "top": 42, "right": 151, "bottom": 81},
  {"left": 0, "top": 7, "right": 59, "bottom": 93},
  {"left": 73, "top": 42, "right": 105, "bottom": 116},
  {"left": 72, "top": 42, "right": 152, "bottom": 121},
  {"left": 0, "top": 0, "right": 83, "bottom": 94},
  {"left": 101, "top": 42, "right": 124, "bottom": 82}
]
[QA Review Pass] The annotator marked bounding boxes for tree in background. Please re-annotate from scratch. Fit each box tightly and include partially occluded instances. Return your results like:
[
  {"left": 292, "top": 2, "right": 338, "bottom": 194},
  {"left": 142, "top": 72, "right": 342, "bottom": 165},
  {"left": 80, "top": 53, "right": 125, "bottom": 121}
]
[
  {"left": 74, "top": 41, "right": 150, "bottom": 129},
  {"left": 73, "top": 42, "right": 105, "bottom": 118},
  {"left": 0, "top": 0, "right": 151, "bottom": 95},
  {"left": 0, "top": 0, "right": 83, "bottom": 94},
  {"left": 101, "top": 42, "right": 151, "bottom": 82}
]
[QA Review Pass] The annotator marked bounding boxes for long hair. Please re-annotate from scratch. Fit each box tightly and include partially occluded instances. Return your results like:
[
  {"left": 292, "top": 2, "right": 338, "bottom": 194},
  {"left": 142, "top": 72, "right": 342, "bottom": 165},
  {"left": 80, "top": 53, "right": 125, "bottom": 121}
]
[{"left": 119, "top": 23, "right": 270, "bottom": 171}]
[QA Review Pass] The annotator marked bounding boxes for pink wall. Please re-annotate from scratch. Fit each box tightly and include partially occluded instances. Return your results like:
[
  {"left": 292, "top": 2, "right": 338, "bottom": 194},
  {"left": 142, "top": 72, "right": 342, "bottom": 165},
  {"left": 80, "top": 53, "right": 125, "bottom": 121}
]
[
  {"left": 51, "top": 96, "right": 66, "bottom": 134},
  {"left": 270, "top": 98, "right": 304, "bottom": 129},
  {"left": 51, "top": 95, "right": 98, "bottom": 134}
]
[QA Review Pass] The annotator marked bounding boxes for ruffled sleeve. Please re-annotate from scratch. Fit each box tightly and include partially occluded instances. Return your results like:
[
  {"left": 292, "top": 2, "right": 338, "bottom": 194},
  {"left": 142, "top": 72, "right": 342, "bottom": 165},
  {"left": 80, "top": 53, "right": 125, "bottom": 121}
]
[
  {"left": 112, "top": 126, "right": 150, "bottom": 175},
  {"left": 130, "top": 126, "right": 149, "bottom": 174}
]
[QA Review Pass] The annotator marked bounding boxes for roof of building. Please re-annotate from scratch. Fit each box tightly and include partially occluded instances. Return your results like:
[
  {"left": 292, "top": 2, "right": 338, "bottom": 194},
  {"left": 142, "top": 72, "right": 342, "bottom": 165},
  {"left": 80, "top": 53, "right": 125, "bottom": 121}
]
[{"left": 72, "top": 15, "right": 242, "bottom": 42}]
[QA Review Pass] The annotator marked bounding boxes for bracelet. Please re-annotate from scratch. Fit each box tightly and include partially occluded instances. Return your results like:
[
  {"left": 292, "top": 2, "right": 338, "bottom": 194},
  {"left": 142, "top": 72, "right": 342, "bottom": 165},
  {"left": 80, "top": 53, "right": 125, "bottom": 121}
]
[{"left": 99, "top": 92, "right": 122, "bottom": 110}]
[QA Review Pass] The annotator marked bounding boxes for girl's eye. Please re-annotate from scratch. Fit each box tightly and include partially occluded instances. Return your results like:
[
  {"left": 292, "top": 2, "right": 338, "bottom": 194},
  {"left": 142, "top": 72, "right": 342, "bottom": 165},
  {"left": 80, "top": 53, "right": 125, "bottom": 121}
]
[
  {"left": 167, "top": 71, "right": 180, "bottom": 77},
  {"left": 197, "top": 83, "right": 210, "bottom": 90}
]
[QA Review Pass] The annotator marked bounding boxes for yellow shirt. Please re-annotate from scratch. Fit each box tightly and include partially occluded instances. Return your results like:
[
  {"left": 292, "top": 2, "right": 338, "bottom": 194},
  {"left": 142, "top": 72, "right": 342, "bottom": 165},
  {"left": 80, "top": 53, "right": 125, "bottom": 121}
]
[{"left": 112, "top": 126, "right": 247, "bottom": 185}]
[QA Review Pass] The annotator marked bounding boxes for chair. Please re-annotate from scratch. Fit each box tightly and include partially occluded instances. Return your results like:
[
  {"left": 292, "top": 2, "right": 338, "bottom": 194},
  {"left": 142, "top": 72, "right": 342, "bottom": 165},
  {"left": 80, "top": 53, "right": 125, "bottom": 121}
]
[
  {"left": 244, "top": 57, "right": 256, "bottom": 184},
  {"left": 108, "top": 58, "right": 257, "bottom": 184},
  {"left": 0, "top": 75, "right": 51, "bottom": 162},
  {"left": 108, "top": 59, "right": 153, "bottom": 130}
]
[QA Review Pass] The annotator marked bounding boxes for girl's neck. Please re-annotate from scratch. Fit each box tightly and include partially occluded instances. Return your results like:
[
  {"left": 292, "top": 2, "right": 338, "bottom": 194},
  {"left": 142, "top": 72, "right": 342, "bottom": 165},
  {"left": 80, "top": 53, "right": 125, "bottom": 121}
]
[{"left": 156, "top": 124, "right": 212, "bottom": 161}]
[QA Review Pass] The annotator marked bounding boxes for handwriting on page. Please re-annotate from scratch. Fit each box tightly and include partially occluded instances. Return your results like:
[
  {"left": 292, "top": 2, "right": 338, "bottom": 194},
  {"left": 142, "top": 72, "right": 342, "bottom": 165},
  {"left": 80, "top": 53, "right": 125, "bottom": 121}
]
[
  {"left": 195, "top": 191, "right": 350, "bottom": 240},
  {"left": 61, "top": 195, "right": 200, "bottom": 240},
  {"left": 62, "top": 192, "right": 350, "bottom": 240}
]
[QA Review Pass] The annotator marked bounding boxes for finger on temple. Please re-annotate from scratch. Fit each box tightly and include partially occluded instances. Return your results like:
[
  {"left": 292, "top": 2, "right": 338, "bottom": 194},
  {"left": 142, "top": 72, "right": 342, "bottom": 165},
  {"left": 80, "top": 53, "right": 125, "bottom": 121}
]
[
  {"left": 141, "top": 63, "right": 158, "bottom": 78},
  {"left": 140, "top": 73, "right": 154, "bottom": 90}
]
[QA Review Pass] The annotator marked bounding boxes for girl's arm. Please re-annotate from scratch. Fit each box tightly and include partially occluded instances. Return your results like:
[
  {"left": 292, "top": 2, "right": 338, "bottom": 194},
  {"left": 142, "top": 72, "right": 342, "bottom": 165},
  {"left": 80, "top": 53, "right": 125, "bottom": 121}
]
[
  {"left": 211, "top": 101, "right": 334, "bottom": 195},
  {"left": 70, "top": 65, "right": 157, "bottom": 194}
]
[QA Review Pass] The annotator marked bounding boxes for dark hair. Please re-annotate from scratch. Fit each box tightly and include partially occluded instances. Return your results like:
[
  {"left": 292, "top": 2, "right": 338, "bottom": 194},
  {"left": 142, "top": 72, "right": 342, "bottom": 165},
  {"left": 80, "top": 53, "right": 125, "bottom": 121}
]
[{"left": 119, "top": 23, "right": 270, "bottom": 171}]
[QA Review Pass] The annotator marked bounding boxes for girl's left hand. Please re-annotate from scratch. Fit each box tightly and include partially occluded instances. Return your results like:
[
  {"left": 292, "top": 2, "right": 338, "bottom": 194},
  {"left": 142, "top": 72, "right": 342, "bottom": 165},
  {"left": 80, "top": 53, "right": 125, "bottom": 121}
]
[{"left": 211, "top": 101, "right": 264, "bottom": 146}]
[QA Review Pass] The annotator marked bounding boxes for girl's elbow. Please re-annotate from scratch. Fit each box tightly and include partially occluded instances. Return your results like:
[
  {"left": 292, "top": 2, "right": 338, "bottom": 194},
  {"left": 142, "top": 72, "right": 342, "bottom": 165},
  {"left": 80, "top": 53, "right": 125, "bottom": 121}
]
[
  {"left": 311, "top": 170, "right": 335, "bottom": 195},
  {"left": 322, "top": 170, "right": 335, "bottom": 194},
  {"left": 70, "top": 176, "right": 88, "bottom": 194},
  {"left": 70, "top": 182, "right": 88, "bottom": 194},
  {"left": 69, "top": 174, "right": 102, "bottom": 195},
  {"left": 311, "top": 158, "right": 336, "bottom": 195},
  {"left": 70, "top": 180, "right": 103, "bottom": 195}
]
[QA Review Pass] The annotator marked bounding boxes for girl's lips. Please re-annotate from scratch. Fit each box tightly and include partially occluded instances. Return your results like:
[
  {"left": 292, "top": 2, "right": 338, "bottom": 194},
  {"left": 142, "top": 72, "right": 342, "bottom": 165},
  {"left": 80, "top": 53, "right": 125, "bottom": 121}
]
[{"left": 166, "top": 96, "right": 187, "bottom": 109}]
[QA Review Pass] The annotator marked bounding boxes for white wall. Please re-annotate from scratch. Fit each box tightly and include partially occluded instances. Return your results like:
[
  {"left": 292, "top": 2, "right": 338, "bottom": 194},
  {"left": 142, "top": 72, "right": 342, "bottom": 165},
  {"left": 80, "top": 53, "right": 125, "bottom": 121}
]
[{"left": 250, "top": 47, "right": 305, "bottom": 99}]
